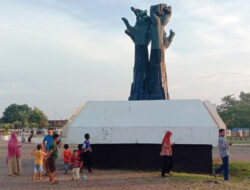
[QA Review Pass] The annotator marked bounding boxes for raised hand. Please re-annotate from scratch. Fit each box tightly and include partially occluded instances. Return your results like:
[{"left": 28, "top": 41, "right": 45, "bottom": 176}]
[
  {"left": 122, "top": 7, "right": 151, "bottom": 45},
  {"left": 121, "top": 17, "right": 133, "bottom": 31},
  {"left": 163, "top": 29, "right": 175, "bottom": 49},
  {"left": 150, "top": 4, "right": 172, "bottom": 26},
  {"left": 121, "top": 17, "right": 135, "bottom": 42},
  {"left": 161, "top": 6, "right": 172, "bottom": 25}
]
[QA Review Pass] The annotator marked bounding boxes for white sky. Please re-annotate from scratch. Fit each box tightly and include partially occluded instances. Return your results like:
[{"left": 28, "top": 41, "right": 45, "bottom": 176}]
[{"left": 0, "top": 0, "right": 250, "bottom": 119}]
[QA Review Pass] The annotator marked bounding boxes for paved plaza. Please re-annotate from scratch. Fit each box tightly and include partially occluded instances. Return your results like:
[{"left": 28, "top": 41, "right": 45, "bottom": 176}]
[{"left": 0, "top": 140, "right": 250, "bottom": 190}]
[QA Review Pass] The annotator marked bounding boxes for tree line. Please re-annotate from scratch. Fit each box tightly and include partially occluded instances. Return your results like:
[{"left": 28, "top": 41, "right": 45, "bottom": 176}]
[
  {"left": 0, "top": 104, "right": 48, "bottom": 131},
  {"left": 217, "top": 91, "right": 250, "bottom": 129}
]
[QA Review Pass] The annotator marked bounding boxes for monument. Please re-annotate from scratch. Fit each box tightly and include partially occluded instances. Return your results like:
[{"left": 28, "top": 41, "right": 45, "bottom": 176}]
[
  {"left": 63, "top": 3, "right": 226, "bottom": 173},
  {"left": 122, "top": 4, "right": 175, "bottom": 100}
]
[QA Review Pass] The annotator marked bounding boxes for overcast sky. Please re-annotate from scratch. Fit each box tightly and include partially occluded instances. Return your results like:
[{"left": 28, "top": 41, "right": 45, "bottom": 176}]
[{"left": 0, "top": 0, "right": 250, "bottom": 119}]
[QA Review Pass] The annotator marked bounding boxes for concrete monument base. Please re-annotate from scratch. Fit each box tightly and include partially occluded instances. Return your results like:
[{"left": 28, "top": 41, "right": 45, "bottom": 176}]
[{"left": 62, "top": 100, "right": 226, "bottom": 173}]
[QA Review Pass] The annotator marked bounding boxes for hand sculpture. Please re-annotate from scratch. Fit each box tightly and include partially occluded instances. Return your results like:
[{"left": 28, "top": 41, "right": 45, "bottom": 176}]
[
  {"left": 121, "top": 7, "right": 151, "bottom": 45},
  {"left": 150, "top": 4, "right": 172, "bottom": 26},
  {"left": 122, "top": 7, "right": 151, "bottom": 100},
  {"left": 144, "top": 4, "right": 174, "bottom": 100},
  {"left": 150, "top": 4, "right": 173, "bottom": 49},
  {"left": 131, "top": 7, "right": 147, "bottom": 20},
  {"left": 123, "top": 4, "right": 175, "bottom": 100},
  {"left": 163, "top": 29, "right": 175, "bottom": 49}
]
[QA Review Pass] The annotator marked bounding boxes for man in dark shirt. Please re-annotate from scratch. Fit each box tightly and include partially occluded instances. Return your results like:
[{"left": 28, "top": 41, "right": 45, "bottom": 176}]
[
  {"left": 82, "top": 133, "right": 92, "bottom": 173},
  {"left": 47, "top": 134, "right": 59, "bottom": 184}
]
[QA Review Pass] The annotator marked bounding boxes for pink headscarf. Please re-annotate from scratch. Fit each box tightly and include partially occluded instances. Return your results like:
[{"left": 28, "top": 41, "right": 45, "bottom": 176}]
[
  {"left": 162, "top": 131, "right": 172, "bottom": 152},
  {"left": 162, "top": 131, "right": 172, "bottom": 145},
  {"left": 6, "top": 132, "right": 21, "bottom": 164}
]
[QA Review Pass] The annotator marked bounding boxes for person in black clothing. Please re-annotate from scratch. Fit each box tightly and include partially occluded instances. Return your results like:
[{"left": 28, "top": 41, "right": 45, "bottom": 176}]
[
  {"left": 28, "top": 130, "right": 34, "bottom": 143},
  {"left": 82, "top": 133, "right": 92, "bottom": 173}
]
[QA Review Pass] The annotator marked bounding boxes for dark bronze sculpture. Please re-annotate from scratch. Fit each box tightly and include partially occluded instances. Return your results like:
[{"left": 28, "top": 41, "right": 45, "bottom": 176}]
[
  {"left": 122, "top": 3, "right": 175, "bottom": 100},
  {"left": 122, "top": 7, "right": 151, "bottom": 100}
]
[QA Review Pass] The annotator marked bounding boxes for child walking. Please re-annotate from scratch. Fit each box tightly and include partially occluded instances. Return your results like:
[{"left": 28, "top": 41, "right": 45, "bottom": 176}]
[
  {"left": 82, "top": 133, "right": 92, "bottom": 173},
  {"left": 77, "top": 144, "right": 84, "bottom": 173},
  {"left": 71, "top": 150, "right": 82, "bottom": 181},
  {"left": 63, "top": 144, "right": 71, "bottom": 174},
  {"left": 31, "top": 144, "right": 47, "bottom": 181}
]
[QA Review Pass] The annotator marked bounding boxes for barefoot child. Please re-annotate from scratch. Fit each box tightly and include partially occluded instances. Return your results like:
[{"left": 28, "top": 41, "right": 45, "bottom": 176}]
[
  {"left": 71, "top": 150, "right": 82, "bottom": 181},
  {"left": 63, "top": 144, "right": 71, "bottom": 174},
  {"left": 31, "top": 144, "right": 47, "bottom": 181}
]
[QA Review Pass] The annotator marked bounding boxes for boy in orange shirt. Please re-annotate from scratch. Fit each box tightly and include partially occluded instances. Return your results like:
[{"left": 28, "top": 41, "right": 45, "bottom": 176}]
[
  {"left": 63, "top": 144, "right": 71, "bottom": 174},
  {"left": 31, "top": 144, "right": 47, "bottom": 180}
]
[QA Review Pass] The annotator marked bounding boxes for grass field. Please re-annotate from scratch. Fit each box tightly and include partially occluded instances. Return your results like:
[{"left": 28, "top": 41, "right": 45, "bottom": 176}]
[
  {"left": 163, "top": 162, "right": 250, "bottom": 189},
  {"left": 213, "top": 162, "right": 250, "bottom": 180},
  {"left": 227, "top": 137, "right": 250, "bottom": 144}
]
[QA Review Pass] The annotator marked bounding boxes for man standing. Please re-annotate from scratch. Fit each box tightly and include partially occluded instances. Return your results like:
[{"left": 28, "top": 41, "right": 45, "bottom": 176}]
[
  {"left": 43, "top": 129, "right": 54, "bottom": 152},
  {"left": 43, "top": 129, "right": 54, "bottom": 175},
  {"left": 47, "top": 134, "right": 59, "bottom": 184},
  {"left": 213, "top": 129, "right": 232, "bottom": 181}
]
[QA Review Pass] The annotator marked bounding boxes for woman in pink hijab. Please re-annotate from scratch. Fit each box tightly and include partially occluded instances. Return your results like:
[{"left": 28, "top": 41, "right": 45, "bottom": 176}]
[
  {"left": 6, "top": 132, "right": 22, "bottom": 176},
  {"left": 160, "top": 131, "right": 175, "bottom": 177}
]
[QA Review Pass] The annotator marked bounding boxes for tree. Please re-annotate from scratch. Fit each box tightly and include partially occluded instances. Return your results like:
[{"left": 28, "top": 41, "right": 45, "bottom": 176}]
[
  {"left": 217, "top": 94, "right": 237, "bottom": 112},
  {"left": 239, "top": 91, "right": 250, "bottom": 103},
  {"left": 1, "top": 104, "right": 48, "bottom": 129},
  {"left": 28, "top": 107, "right": 48, "bottom": 129},
  {"left": 217, "top": 92, "right": 250, "bottom": 129},
  {"left": 0, "top": 123, "right": 13, "bottom": 135},
  {"left": 1, "top": 104, "right": 32, "bottom": 129}
]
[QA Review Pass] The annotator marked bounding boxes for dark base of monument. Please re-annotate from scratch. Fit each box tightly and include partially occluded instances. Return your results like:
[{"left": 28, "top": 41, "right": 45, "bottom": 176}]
[{"left": 91, "top": 144, "right": 212, "bottom": 174}]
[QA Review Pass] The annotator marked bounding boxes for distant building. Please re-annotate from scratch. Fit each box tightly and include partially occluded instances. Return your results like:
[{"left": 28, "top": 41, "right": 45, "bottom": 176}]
[
  {"left": 226, "top": 129, "right": 231, "bottom": 137},
  {"left": 48, "top": 120, "right": 68, "bottom": 129},
  {"left": 240, "top": 128, "right": 250, "bottom": 137},
  {"left": 231, "top": 129, "right": 238, "bottom": 137},
  {"left": 230, "top": 128, "right": 250, "bottom": 137}
]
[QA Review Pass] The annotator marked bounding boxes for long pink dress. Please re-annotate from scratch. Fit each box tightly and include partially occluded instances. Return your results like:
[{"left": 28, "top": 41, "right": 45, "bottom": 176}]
[{"left": 6, "top": 132, "right": 21, "bottom": 176}]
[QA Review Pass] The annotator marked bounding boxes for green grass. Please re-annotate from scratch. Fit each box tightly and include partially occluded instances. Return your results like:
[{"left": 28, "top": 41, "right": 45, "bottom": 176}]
[
  {"left": 213, "top": 161, "right": 250, "bottom": 180},
  {"left": 171, "top": 162, "right": 250, "bottom": 182},
  {"left": 228, "top": 162, "right": 250, "bottom": 180},
  {"left": 142, "top": 164, "right": 250, "bottom": 190},
  {"left": 167, "top": 162, "right": 250, "bottom": 189},
  {"left": 227, "top": 137, "right": 250, "bottom": 144},
  {"left": 146, "top": 162, "right": 250, "bottom": 183},
  {"left": 153, "top": 162, "right": 250, "bottom": 188}
]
